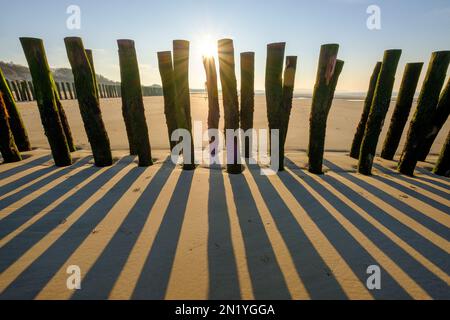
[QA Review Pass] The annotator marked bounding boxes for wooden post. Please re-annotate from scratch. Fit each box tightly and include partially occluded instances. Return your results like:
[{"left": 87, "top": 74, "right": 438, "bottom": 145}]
[
  {"left": 433, "top": 130, "right": 450, "bottom": 176},
  {"left": 21, "top": 81, "right": 31, "bottom": 101},
  {"left": 308, "top": 44, "right": 340, "bottom": 174},
  {"left": 203, "top": 55, "right": 221, "bottom": 155},
  {"left": 28, "top": 81, "right": 35, "bottom": 100},
  {"left": 0, "top": 93, "right": 21, "bottom": 162},
  {"left": 417, "top": 78, "right": 450, "bottom": 161},
  {"left": 65, "top": 82, "right": 73, "bottom": 99},
  {"left": 173, "top": 39, "right": 195, "bottom": 169},
  {"left": 240, "top": 52, "right": 254, "bottom": 159},
  {"left": 398, "top": 51, "right": 450, "bottom": 175},
  {"left": 158, "top": 51, "right": 179, "bottom": 151},
  {"left": 358, "top": 49, "right": 402, "bottom": 175},
  {"left": 118, "top": 39, "right": 153, "bottom": 166},
  {"left": 265, "top": 43, "right": 285, "bottom": 164},
  {"left": 61, "top": 81, "right": 68, "bottom": 100},
  {"left": 380, "top": 62, "right": 423, "bottom": 160},
  {"left": 55, "top": 82, "right": 62, "bottom": 99},
  {"left": 20, "top": 37, "right": 72, "bottom": 166},
  {"left": 218, "top": 39, "right": 242, "bottom": 174},
  {"left": 65, "top": 37, "right": 113, "bottom": 166},
  {"left": 85, "top": 49, "right": 99, "bottom": 100},
  {"left": 280, "top": 56, "right": 298, "bottom": 170},
  {"left": 18, "top": 80, "right": 27, "bottom": 101},
  {"left": 72, "top": 82, "right": 77, "bottom": 99},
  {"left": 53, "top": 80, "right": 76, "bottom": 152},
  {"left": 0, "top": 68, "right": 31, "bottom": 151},
  {"left": 11, "top": 81, "right": 22, "bottom": 102},
  {"left": 350, "top": 62, "right": 382, "bottom": 159}
]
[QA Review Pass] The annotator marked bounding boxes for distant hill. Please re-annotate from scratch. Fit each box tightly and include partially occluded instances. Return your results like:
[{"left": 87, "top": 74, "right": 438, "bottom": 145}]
[{"left": 0, "top": 61, "right": 161, "bottom": 89}]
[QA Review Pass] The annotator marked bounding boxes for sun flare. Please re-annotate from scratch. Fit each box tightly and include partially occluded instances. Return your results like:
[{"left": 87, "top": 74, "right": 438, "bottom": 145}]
[{"left": 198, "top": 35, "right": 217, "bottom": 58}]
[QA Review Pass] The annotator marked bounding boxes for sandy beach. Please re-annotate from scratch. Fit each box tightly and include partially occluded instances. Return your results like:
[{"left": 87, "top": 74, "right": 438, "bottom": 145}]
[{"left": 0, "top": 96, "right": 449, "bottom": 300}]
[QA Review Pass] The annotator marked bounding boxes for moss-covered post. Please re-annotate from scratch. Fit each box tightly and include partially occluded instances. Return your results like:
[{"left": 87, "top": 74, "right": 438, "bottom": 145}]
[
  {"left": 0, "top": 68, "right": 31, "bottom": 151},
  {"left": 398, "top": 51, "right": 450, "bottom": 175},
  {"left": 118, "top": 39, "right": 153, "bottom": 166},
  {"left": 65, "top": 37, "right": 112, "bottom": 166},
  {"left": 20, "top": 37, "right": 72, "bottom": 166},
  {"left": 157, "top": 51, "right": 178, "bottom": 151},
  {"left": 240, "top": 52, "right": 254, "bottom": 159},
  {"left": 0, "top": 93, "right": 22, "bottom": 162},
  {"left": 218, "top": 39, "right": 242, "bottom": 174},
  {"left": 203, "top": 55, "right": 221, "bottom": 156},
  {"left": 265, "top": 43, "right": 285, "bottom": 168},
  {"left": 55, "top": 82, "right": 62, "bottom": 99},
  {"left": 380, "top": 62, "right": 423, "bottom": 160},
  {"left": 417, "top": 78, "right": 450, "bottom": 161},
  {"left": 308, "top": 44, "right": 341, "bottom": 174},
  {"left": 433, "top": 130, "right": 450, "bottom": 176},
  {"left": 350, "top": 62, "right": 382, "bottom": 159},
  {"left": 358, "top": 49, "right": 402, "bottom": 175},
  {"left": 280, "top": 56, "right": 298, "bottom": 170},
  {"left": 173, "top": 40, "right": 195, "bottom": 169},
  {"left": 85, "top": 49, "right": 99, "bottom": 100}
]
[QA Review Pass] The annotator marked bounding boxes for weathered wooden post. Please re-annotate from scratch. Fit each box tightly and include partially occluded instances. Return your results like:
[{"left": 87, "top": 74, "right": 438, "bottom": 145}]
[
  {"left": 203, "top": 55, "right": 221, "bottom": 156},
  {"left": 61, "top": 81, "right": 68, "bottom": 100},
  {"left": 28, "top": 81, "right": 35, "bottom": 100},
  {"left": 0, "top": 68, "right": 31, "bottom": 151},
  {"left": 65, "top": 37, "right": 113, "bottom": 167},
  {"left": 308, "top": 44, "right": 341, "bottom": 174},
  {"left": 380, "top": 62, "right": 423, "bottom": 160},
  {"left": 11, "top": 81, "right": 22, "bottom": 102},
  {"left": 18, "top": 80, "right": 27, "bottom": 101},
  {"left": 55, "top": 82, "right": 63, "bottom": 99},
  {"left": 265, "top": 43, "right": 285, "bottom": 167},
  {"left": 21, "top": 81, "right": 31, "bottom": 101},
  {"left": 0, "top": 93, "right": 21, "bottom": 162},
  {"left": 417, "top": 78, "right": 450, "bottom": 161},
  {"left": 173, "top": 39, "right": 195, "bottom": 169},
  {"left": 72, "top": 82, "right": 77, "bottom": 99},
  {"left": 433, "top": 130, "right": 450, "bottom": 176},
  {"left": 280, "top": 56, "right": 298, "bottom": 169},
  {"left": 218, "top": 38, "right": 242, "bottom": 174},
  {"left": 358, "top": 49, "right": 402, "bottom": 175},
  {"left": 240, "top": 52, "right": 254, "bottom": 159},
  {"left": 118, "top": 39, "right": 153, "bottom": 166},
  {"left": 65, "top": 82, "right": 73, "bottom": 99},
  {"left": 85, "top": 49, "right": 99, "bottom": 100},
  {"left": 20, "top": 37, "right": 72, "bottom": 166},
  {"left": 350, "top": 62, "right": 382, "bottom": 159},
  {"left": 398, "top": 51, "right": 450, "bottom": 175},
  {"left": 158, "top": 51, "right": 179, "bottom": 151},
  {"left": 53, "top": 81, "right": 76, "bottom": 152}
]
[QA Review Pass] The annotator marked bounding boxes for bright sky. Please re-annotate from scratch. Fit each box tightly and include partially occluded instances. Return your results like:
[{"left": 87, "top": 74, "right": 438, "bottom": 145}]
[{"left": 1, "top": 0, "right": 449, "bottom": 92}]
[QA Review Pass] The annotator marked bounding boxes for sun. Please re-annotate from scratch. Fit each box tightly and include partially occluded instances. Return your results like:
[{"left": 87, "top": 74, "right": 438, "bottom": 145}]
[{"left": 198, "top": 35, "right": 217, "bottom": 58}]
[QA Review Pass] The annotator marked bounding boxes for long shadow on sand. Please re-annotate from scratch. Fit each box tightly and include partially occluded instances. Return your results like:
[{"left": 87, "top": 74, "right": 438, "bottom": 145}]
[
  {"left": 285, "top": 158, "right": 449, "bottom": 299},
  {"left": 322, "top": 160, "right": 449, "bottom": 275},
  {"left": 247, "top": 163, "right": 348, "bottom": 299},
  {"left": 131, "top": 169, "right": 195, "bottom": 299},
  {"left": 207, "top": 165, "right": 241, "bottom": 300},
  {"left": 0, "top": 156, "right": 92, "bottom": 211},
  {"left": 227, "top": 171, "right": 291, "bottom": 300},
  {"left": 0, "top": 157, "right": 145, "bottom": 299},
  {"left": 0, "top": 155, "right": 53, "bottom": 180},
  {"left": 71, "top": 158, "right": 175, "bottom": 299}
]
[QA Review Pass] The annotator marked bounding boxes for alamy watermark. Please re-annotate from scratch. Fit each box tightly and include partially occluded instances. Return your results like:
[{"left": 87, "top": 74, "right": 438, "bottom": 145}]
[
  {"left": 367, "top": 5, "right": 381, "bottom": 30},
  {"left": 66, "top": 5, "right": 81, "bottom": 30}
]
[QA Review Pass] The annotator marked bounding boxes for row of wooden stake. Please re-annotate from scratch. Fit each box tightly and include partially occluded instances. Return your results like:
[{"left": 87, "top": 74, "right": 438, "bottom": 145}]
[
  {"left": 350, "top": 50, "right": 450, "bottom": 176},
  {"left": 0, "top": 37, "right": 449, "bottom": 177}
]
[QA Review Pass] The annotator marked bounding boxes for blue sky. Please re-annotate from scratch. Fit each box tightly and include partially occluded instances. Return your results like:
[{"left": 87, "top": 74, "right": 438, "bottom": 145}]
[{"left": 1, "top": 0, "right": 449, "bottom": 91}]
